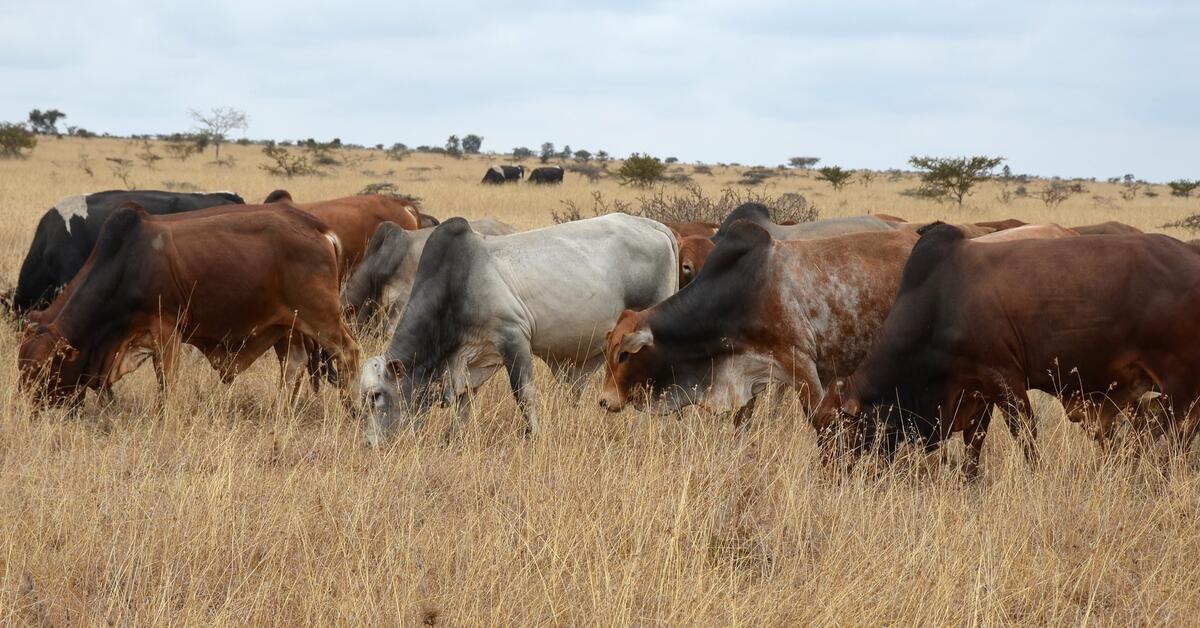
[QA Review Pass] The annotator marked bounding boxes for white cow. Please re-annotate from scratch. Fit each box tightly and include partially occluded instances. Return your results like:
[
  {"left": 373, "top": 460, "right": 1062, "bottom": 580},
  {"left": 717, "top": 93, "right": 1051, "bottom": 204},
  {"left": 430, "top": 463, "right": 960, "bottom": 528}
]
[{"left": 359, "top": 213, "right": 679, "bottom": 444}]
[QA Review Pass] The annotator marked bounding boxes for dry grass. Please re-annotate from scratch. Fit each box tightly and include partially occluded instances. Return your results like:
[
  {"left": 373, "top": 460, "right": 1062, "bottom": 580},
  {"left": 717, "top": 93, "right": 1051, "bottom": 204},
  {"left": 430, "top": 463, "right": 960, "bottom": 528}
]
[{"left": 1, "top": 137, "right": 1199, "bottom": 625}]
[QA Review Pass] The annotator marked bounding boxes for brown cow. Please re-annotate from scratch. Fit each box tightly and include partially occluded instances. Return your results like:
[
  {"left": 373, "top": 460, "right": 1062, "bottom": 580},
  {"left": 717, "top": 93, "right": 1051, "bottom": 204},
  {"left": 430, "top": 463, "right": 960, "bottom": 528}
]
[
  {"left": 598, "top": 222, "right": 919, "bottom": 426},
  {"left": 677, "top": 236, "right": 715, "bottom": 287},
  {"left": 812, "top": 224, "right": 1200, "bottom": 478},
  {"left": 973, "top": 218, "right": 1028, "bottom": 232},
  {"left": 665, "top": 221, "right": 719, "bottom": 238},
  {"left": 264, "top": 190, "right": 421, "bottom": 278},
  {"left": 18, "top": 202, "right": 359, "bottom": 406}
]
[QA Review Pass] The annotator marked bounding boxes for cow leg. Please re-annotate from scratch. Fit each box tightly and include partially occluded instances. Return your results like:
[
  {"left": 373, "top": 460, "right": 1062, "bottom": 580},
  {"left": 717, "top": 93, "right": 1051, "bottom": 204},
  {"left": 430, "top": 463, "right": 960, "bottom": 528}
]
[
  {"left": 499, "top": 335, "right": 539, "bottom": 436},
  {"left": 732, "top": 394, "right": 759, "bottom": 434},
  {"left": 960, "top": 404, "right": 992, "bottom": 481},
  {"left": 1000, "top": 388, "right": 1038, "bottom": 467},
  {"left": 274, "top": 337, "right": 310, "bottom": 403},
  {"left": 152, "top": 334, "right": 182, "bottom": 394}
]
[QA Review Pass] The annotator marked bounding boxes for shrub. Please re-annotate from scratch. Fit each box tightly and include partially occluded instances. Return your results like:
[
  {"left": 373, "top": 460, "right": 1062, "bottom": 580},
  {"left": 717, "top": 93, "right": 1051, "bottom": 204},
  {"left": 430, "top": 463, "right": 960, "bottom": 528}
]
[
  {"left": 737, "top": 168, "right": 776, "bottom": 186},
  {"left": 1038, "top": 181, "right": 1076, "bottom": 208},
  {"left": 1161, "top": 214, "right": 1200, "bottom": 234},
  {"left": 617, "top": 153, "right": 667, "bottom": 187},
  {"left": 566, "top": 163, "right": 606, "bottom": 182},
  {"left": 908, "top": 155, "right": 1004, "bottom": 208},
  {"left": 136, "top": 141, "right": 162, "bottom": 169},
  {"left": 539, "top": 142, "right": 555, "bottom": 164},
  {"left": 0, "top": 122, "right": 37, "bottom": 158},
  {"left": 260, "top": 144, "right": 318, "bottom": 178},
  {"left": 815, "top": 166, "right": 854, "bottom": 191},
  {"left": 1119, "top": 174, "right": 1142, "bottom": 201},
  {"left": 1168, "top": 180, "right": 1199, "bottom": 198},
  {"left": 461, "top": 134, "right": 483, "bottom": 154},
  {"left": 106, "top": 157, "right": 135, "bottom": 188},
  {"left": 693, "top": 165, "right": 713, "bottom": 176},
  {"left": 554, "top": 185, "right": 817, "bottom": 226},
  {"left": 512, "top": 147, "right": 534, "bottom": 160},
  {"left": 573, "top": 150, "right": 592, "bottom": 163}
]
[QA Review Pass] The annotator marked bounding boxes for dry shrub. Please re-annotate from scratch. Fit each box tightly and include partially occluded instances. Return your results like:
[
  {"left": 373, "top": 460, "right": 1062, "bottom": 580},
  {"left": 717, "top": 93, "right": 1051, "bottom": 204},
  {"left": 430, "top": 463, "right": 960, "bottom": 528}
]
[
  {"left": 634, "top": 184, "right": 817, "bottom": 225},
  {"left": 566, "top": 163, "right": 606, "bottom": 183},
  {"left": 552, "top": 191, "right": 631, "bottom": 224}
]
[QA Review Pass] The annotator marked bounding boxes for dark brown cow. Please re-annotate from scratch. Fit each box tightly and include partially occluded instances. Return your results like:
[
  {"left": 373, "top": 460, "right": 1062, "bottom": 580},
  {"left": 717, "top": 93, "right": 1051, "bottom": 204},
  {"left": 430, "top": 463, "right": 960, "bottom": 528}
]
[
  {"left": 598, "top": 223, "right": 920, "bottom": 425},
  {"left": 18, "top": 202, "right": 359, "bottom": 406},
  {"left": 1070, "top": 221, "right": 1143, "bottom": 235},
  {"left": 264, "top": 190, "right": 421, "bottom": 278},
  {"left": 812, "top": 224, "right": 1200, "bottom": 478}
]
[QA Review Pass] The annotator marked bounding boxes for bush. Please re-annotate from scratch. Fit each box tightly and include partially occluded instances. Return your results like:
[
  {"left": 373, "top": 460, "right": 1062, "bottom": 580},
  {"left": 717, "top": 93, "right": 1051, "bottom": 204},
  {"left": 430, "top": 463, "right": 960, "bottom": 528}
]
[
  {"left": 539, "top": 143, "right": 555, "bottom": 163},
  {"left": 617, "top": 153, "right": 667, "bottom": 187},
  {"left": 136, "top": 141, "right": 162, "bottom": 169},
  {"left": 461, "top": 134, "right": 483, "bottom": 154},
  {"left": 737, "top": 167, "right": 776, "bottom": 186},
  {"left": 566, "top": 163, "right": 606, "bottom": 182},
  {"left": 261, "top": 144, "right": 318, "bottom": 178},
  {"left": 1161, "top": 214, "right": 1200, "bottom": 233},
  {"left": 815, "top": 166, "right": 853, "bottom": 191},
  {"left": 561, "top": 183, "right": 819, "bottom": 226},
  {"left": 908, "top": 155, "right": 1004, "bottom": 208},
  {"left": 789, "top": 156, "right": 820, "bottom": 169},
  {"left": 552, "top": 191, "right": 631, "bottom": 224},
  {"left": 0, "top": 122, "right": 36, "bottom": 158},
  {"left": 106, "top": 157, "right": 135, "bottom": 189},
  {"left": 1038, "top": 181, "right": 1076, "bottom": 208},
  {"left": 1168, "top": 180, "right": 1199, "bottom": 198}
]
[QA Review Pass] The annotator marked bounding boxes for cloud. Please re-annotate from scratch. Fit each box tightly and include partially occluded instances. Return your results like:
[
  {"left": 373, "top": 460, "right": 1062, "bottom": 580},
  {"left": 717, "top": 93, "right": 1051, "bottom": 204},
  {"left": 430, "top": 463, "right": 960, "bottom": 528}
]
[{"left": 0, "top": 0, "right": 1195, "bottom": 179}]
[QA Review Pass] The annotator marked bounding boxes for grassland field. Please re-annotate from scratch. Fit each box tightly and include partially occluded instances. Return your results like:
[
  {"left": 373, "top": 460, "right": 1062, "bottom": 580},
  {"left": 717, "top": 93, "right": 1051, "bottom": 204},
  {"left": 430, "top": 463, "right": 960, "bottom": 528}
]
[{"left": 1, "top": 136, "right": 1199, "bottom": 625}]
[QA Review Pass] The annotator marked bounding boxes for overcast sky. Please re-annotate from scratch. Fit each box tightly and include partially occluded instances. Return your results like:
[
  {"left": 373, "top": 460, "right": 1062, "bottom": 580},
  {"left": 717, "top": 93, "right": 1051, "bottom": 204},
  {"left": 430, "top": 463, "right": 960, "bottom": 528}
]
[{"left": 2, "top": 1, "right": 1195, "bottom": 180}]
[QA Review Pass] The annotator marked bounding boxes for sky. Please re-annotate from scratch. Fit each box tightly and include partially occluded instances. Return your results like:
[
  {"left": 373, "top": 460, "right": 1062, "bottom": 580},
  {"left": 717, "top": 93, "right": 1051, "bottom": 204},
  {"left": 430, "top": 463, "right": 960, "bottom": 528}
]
[{"left": 1, "top": 0, "right": 1196, "bottom": 181}]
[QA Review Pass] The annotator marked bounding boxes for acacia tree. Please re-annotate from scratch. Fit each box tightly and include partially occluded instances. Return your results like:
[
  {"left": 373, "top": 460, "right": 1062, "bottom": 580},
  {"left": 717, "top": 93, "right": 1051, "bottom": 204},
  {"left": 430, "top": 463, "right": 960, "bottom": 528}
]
[
  {"left": 909, "top": 155, "right": 1004, "bottom": 208},
  {"left": 539, "top": 142, "right": 555, "bottom": 163},
  {"left": 816, "top": 166, "right": 853, "bottom": 191},
  {"left": 189, "top": 106, "right": 247, "bottom": 160},
  {"left": 789, "top": 156, "right": 819, "bottom": 169},
  {"left": 28, "top": 109, "right": 66, "bottom": 135}
]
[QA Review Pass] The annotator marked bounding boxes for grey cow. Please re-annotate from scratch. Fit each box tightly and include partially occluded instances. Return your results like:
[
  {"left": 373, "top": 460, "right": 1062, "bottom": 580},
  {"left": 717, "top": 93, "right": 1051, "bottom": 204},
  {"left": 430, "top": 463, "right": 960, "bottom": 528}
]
[{"left": 358, "top": 213, "right": 678, "bottom": 445}]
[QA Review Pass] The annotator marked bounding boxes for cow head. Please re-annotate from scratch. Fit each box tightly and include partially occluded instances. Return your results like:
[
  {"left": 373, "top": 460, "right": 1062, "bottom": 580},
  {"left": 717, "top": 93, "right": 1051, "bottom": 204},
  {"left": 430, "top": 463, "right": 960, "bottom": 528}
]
[
  {"left": 359, "top": 355, "right": 446, "bottom": 446},
  {"left": 811, "top": 378, "right": 866, "bottom": 466},
  {"left": 678, "top": 236, "right": 715, "bottom": 287},
  {"left": 18, "top": 323, "right": 84, "bottom": 406},
  {"left": 599, "top": 309, "right": 698, "bottom": 414}
]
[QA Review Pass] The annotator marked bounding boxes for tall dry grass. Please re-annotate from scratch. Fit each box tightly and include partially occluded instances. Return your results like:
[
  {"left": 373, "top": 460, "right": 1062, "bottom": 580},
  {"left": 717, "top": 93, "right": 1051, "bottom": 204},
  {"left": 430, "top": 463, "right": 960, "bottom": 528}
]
[{"left": 1, "top": 137, "right": 1199, "bottom": 625}]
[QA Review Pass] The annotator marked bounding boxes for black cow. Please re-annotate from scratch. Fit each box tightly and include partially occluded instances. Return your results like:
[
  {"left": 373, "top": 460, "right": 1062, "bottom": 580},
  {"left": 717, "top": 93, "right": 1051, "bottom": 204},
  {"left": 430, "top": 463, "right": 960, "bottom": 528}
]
[
  {"left": 10, "top": 190, "right": 245, "bottom": 314},
  {"left": 481, "top": 165, "right": 525, "bottom": 184},
  {"left": 528, "top": 166, "right": 565, "bottom": 184}
]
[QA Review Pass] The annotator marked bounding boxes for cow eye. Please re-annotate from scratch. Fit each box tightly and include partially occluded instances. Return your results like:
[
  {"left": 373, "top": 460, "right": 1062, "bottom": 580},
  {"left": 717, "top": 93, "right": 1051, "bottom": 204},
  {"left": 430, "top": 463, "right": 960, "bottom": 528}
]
[{"left": 617, "top": 351, "right": 630, "bottom": 364}]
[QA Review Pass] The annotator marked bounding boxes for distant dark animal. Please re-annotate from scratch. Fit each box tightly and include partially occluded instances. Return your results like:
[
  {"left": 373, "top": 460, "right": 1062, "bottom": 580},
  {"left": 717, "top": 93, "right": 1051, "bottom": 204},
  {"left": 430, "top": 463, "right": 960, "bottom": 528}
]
[
  {"left": 481, "top": 165, "right": 525, "bottom": 184},
  {"left": 10, "top": 190, "right": 245, "bottom": 314},
  {"left": 812, "top": 225, "right": 1200, "bottom": 478},
  {"left": 528, "top": 166, "right": 565, "bottom": 184},
  {"left": 343, "top": 218, "right": 518, "bottom": 329},
  {"left": 600, "top": 223, "right": 920, "bottom": 427},
  {"left": 18, "top": 202, "right": 359, "bottom": 407},
  {"left": 263, "top": 190, "right": 421, "bottom": 278},
  {"left": 358, "top": 214, "right": 678, "bottom": 445}
]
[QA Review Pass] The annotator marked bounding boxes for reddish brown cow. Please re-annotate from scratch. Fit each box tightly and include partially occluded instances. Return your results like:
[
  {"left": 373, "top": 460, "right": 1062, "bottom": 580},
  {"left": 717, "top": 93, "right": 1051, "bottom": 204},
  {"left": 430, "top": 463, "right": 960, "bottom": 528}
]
[
  {"left": 18, "top": 202, "right": 359, "bottom": 406},
  {"left": 264, "top": 190, "right": 421, "bottom": 278},
  {"left": 677, "top": 236, "right": 715, "bottom": 287},
  {"left": 665, "top": 221, "right": 719, "bottom": 238},
  {"left": 813, "top": 224, "right": 1200, "bottom": 478},
  {"left": 1070, "top": 221, "right": 1143, "bottom": 235},
  {"left": 599, "top": 223, "right": 919, "bottom": 426}
]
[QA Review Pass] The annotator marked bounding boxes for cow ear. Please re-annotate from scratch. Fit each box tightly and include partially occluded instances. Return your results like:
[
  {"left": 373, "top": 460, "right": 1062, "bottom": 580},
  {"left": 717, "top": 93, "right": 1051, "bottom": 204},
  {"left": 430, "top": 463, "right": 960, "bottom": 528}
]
[
  {"left": 619, "top": 326, "right": 654, "bottom": 355},
  {"left": 385, "top": 359, "right": 406, "bottom": 379}
]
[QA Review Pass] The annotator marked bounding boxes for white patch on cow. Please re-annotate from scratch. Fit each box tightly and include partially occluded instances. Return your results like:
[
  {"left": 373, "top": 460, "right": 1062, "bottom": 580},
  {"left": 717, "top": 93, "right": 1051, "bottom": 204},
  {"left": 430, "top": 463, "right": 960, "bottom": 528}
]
[
  {"left": 359, "top": 356, "right": 389, "bottom": 396},
  {"left": 491, "top": 165, "right": 504, "bottom": 176},
  {"left": 53, "top": 195, "right": 88, "bottom": 234},
  {"left": 701, "top": 350, "right": 785, "bottom": 413},
  {"left": 151, "top": 234, "right": 164, "bottom": 251}
]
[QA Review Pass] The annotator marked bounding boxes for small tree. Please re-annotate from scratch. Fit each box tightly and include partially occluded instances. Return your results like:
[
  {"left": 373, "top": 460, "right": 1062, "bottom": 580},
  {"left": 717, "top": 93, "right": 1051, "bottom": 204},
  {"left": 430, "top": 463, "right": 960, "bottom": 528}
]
[
  {"left": 1038, "top": 181, "right": 1075, "bottom": 208},
  {"left": 28, "top": 109, "right": 66, "bottom": 135},
  {"left": 461, "top": 134, "right": 483, "bottom": 154},
  {"left": 540, "top": 142, "right": 555, "bottom": 163},
  {"left": 136, "top": 141, "right": 162, "bottom": 169},
  {"left": 617, "top": 153, "right": 667, "bottom": 187},
  {"left": 908, "top": 155, "right": 1004, "bottom": 208},
  {"left": 445, "top": 134, "right": 462, "bottom": 156},
  {"left": 595, "top": 150, "right": 610, "bottom": 164},
  {"left": 789, "top": 156, "right": 819, "bottom": 169},
  {"left": 1168, "top": 179, "right": 1199, "bottom": 198},
  {"left": 573, "top": 149, "right": 592, "bottom": 163},
  {"left": 106, "top": 157, "right": 135, "bottom": 189},
  {"left": 1120, "top": 174, "right": 1142, "bottom": 201},
  {"left": 665, "top": 156, "right": 679, "bottom": 164},
  {"left": 188, "top": 106, "right": 247, "bottom": 160},
  {"left": 858, "top": 170, "right": 875, "bottom": 188},
  {"left": 560, "top": 145, "right": 572, "bottom": 161},
  {"left": 512, "top": 147, "right": 534, "bottom": 159},
  {"left": 815, "top": 166, "right": 853, "bottom": 191},
  {"left": 0, "top": 122, "right": 37, "bottom": 158}
]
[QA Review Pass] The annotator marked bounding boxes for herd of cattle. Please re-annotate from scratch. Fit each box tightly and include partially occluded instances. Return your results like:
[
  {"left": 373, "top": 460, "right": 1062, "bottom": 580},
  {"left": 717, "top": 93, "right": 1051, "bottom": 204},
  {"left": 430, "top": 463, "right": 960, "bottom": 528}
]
[
  {"left": 481, "top": 164, "right": 565, "bottom": 185},
  {"left": 10, "top": 188, "right": 1200, "bottom": 477}
]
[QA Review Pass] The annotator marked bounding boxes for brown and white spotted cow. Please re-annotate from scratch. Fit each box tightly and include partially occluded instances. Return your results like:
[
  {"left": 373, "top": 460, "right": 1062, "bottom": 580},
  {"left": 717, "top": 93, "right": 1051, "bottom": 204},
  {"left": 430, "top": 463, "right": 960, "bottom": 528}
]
[{"left": 598, "top": 221, "right": 920, "bottom": 426}]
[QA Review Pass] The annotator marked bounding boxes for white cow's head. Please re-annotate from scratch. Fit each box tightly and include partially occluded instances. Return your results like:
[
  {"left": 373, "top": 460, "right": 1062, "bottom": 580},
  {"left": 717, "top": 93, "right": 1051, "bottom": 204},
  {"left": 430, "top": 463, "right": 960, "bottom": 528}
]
[{"left": 359, "top": 355, "right": 446, "bottom": 445}]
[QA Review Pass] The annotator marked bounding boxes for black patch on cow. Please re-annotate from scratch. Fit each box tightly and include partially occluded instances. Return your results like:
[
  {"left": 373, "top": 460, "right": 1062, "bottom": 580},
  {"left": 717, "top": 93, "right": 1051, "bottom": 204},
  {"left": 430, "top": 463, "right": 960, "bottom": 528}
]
[
  {"left": 638, "top": 220, "right": 773, "bottom": 397},
  {"left": 711, "top": 202, "right": 771, "bottom": 244},
  {"left": 12, "top": 190, "right": 245, "bottom": 313},
  {"left": 383, "top": 218, "right": 479, "bottom": 388},
  {"left": 528, "top": 166, "right": 564, "bottom": 184},
  {"left": 264, "top": 189, "right": 293, "bottom": 203}
]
